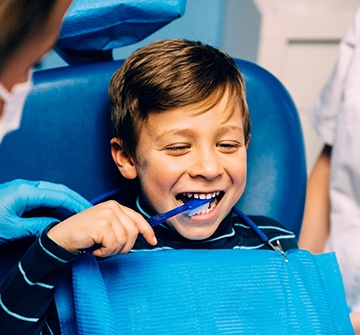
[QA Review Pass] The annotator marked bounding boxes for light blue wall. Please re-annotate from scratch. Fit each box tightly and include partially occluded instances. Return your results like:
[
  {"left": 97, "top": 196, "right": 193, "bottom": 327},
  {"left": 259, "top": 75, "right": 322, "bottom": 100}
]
[
  {"left": 114, "top": 0, "right": 225, "bottom": 59},
  {"left": 40, "top": 0, "right": 227, "bottom": 69}
]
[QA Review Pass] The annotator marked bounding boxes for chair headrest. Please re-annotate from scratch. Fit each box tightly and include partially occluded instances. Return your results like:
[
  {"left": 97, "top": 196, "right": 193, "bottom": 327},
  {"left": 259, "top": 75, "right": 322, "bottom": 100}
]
[{"left": 56, "top": 0, "right": 186, "bottom": 65}]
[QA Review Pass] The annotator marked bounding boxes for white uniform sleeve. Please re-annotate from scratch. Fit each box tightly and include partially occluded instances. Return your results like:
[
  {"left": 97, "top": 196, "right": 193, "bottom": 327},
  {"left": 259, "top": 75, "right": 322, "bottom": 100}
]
[
  {"left": 311, "top": 7, "right": 360, "bottom": 145},
  {"left": 315, "top": 7, "right": 360, "bottom": 311}
]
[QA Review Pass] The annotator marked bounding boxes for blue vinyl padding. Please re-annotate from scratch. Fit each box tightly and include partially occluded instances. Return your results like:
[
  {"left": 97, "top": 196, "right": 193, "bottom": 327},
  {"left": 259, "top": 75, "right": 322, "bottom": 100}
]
[
  {"left": 56, "top": 0, "right": 187, "bottom": 64},
  {"left": 0, "top": 59, "right": 306, "bottom": 236}
]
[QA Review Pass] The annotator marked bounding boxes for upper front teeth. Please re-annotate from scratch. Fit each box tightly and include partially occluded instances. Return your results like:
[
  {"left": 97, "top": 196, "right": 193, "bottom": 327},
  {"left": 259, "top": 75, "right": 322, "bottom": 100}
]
[{"left": 185, "top": 192, "right": 220, "bottom": 199}]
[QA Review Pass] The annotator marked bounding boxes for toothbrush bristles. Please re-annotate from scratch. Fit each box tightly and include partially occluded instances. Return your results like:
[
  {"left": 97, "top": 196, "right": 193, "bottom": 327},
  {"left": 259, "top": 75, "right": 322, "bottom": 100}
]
[{"left": 185, "top": 198, "right": 212, "bottom": 216}]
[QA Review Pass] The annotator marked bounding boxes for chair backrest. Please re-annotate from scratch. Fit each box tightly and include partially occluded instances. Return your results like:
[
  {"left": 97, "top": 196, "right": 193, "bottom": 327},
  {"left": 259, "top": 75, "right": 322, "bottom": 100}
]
[
  {"left": 0, "top": 59, "right": 306, "bottom": 236},
  {"left": 236, "top": 60, "right": 306, "bottom": 236}
]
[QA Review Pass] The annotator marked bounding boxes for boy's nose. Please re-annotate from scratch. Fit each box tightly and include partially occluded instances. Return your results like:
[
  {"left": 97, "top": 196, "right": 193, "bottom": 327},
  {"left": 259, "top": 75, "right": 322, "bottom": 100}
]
[{"left": 188, "top": 149, "right": 223, "bottom": 180}]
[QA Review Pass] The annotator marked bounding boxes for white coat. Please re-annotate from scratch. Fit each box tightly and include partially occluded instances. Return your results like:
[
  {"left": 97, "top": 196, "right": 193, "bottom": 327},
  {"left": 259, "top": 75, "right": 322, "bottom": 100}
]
[{"left": 312, "top": 6, "right": 360, "bottom": 311}]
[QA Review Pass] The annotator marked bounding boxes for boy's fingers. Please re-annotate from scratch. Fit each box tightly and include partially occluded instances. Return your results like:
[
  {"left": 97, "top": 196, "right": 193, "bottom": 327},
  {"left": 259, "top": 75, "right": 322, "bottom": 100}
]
[
  {"left": 92, "top": 203, "right": 155, "bottom": 255},
  {"left": 92, "top": 228, "right": 126, "bottom": 257},
  {"left": 141, "top": 227, "right": 158, "bottom": 246},
  {"left": 59, "top": 201, "right": 157, "bottom": 257},
  {"left": 120, "top": 206, "right": 158, "bottom": 246},
  {"left": 119, "top": 224, "right": 140, "bottom": 254},
  {"left": 110, "top": 212, "right": 139, "bottom": 254}
]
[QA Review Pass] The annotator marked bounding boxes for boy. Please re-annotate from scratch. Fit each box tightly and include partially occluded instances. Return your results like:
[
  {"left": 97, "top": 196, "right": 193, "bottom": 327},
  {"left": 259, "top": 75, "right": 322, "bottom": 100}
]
[{"left": 0, "top": 39, "right": 297, "bottom": 334}]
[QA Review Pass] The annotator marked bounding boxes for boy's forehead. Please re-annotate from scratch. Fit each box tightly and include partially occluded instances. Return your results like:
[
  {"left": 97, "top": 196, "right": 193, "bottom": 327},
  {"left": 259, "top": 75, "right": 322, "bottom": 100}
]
[
  {"left": 152, "top": 88, "right": 241, "bottom": 118},
  {"left": 175, "top": 93, "right": 242, "bottom": 123},
  {"left": 146, "top": 96, "right": 243, "bottom": 130}
]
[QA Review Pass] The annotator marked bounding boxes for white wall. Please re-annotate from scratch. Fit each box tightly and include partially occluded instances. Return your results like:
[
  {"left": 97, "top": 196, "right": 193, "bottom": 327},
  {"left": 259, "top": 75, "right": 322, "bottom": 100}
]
[{"left": 222, "top": 0, "right": 359, "bottom": 173}]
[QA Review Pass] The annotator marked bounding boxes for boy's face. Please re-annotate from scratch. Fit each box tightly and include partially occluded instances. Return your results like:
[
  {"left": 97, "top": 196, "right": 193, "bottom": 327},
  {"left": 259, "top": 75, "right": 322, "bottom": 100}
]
[{"left": 115, "top": 91, "right": 249, "bottom": 240}]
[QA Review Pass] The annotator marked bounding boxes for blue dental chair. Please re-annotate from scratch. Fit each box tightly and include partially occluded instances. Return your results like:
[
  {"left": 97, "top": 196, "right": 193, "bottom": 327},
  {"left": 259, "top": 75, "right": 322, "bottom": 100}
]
[
  {"left": 0, "top": 0, "right": 306, "bottom": 283},
  {"left": 0, "top": 59, "right": 306, "bottom": 233},
  {"left": 3, "top": 3, "right": 356, "bottom": 333},
  {"left": 0, "top": 57, "right": 306, "bottom": 281}
]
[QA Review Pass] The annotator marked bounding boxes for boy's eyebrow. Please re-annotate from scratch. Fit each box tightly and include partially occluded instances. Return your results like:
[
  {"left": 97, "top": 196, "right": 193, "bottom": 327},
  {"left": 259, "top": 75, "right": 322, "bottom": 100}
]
[
  {"left": 214, "top": 125, "right": 245, "bottom": 138},
  {"left": 156, "top": 125, "right": 244, "bottom": 140},
  {"left": 155, "top": 128, "right": 195, "bottom": 140},
  {"left": 217, "top": 125, "right": 244, "bottom": 133}
]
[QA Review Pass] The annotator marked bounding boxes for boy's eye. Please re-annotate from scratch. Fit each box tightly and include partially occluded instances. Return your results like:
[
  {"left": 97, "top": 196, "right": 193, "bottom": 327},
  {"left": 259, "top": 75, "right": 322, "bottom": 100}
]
[
  {"left": 217, "top": 141, "right": 242, "bottom": 152},
  {"left": 164, "top": 144, "right": 191, "bottom": 154}
]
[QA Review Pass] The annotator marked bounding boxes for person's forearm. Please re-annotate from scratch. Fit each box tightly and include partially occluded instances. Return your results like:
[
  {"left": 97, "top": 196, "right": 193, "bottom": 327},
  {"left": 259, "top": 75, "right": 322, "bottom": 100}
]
[
  {"left": 299, "top": 145, "right": 332, "bottom": 253},
  {"left": 351, "top": 311, "right": 360, "bottom": 334}
]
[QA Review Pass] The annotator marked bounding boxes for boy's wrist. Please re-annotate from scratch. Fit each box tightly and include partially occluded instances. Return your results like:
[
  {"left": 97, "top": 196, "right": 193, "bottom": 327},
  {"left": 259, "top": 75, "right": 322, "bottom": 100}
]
[{"left": 44, "top": 222, "right": 80, "bottom": 259}]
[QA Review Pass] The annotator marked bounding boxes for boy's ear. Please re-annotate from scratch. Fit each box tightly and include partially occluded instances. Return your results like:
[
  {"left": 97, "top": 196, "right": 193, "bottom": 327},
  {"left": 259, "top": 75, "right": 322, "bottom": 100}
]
[
  {"left": 245, "top": 134, "right": 251, "bottom": 149},
  {"left": 110, "top": 138, "right": 138, "bottom": 179}
]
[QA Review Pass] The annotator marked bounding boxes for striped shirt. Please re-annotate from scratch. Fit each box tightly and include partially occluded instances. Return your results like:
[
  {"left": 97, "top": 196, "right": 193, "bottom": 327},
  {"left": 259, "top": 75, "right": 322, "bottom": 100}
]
[{"left": 0, "top": 197, "right": 297, "bottom": 335}]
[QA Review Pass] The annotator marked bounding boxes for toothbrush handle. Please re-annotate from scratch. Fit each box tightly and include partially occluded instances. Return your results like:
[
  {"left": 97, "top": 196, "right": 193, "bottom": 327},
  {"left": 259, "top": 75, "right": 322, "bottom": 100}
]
[{"left": 147, "top": 204, "right": 187, "bottom": 227}]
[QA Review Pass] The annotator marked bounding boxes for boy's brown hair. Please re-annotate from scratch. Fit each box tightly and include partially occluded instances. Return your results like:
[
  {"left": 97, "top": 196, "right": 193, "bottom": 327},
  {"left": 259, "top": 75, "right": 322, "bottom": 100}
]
[{"left": 109, "top": 39, "right": 250, "bottom": 159}]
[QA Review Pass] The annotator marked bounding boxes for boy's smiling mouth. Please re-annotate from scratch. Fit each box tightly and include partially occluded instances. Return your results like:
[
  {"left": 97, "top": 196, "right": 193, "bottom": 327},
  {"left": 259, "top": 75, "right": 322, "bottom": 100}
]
[{"left": 176, "top": 191, "right": 225, "bottom": 217}]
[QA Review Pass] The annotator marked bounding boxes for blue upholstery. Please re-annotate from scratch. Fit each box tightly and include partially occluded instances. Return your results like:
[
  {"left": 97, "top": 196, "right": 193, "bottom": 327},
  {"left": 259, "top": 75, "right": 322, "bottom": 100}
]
[
  {"left": 56, "top": 0, "right": 186, "bottom": 64},
  {"left": 0, "top": 61, "right": 124, "bottom": 199},
  {"left": 0, "top": 59, "right": 306, "bottom": 237},
  {"left": 0, "top": 58, "right": 306, "bottom": 285},
  {"left": 236, "top": 60, "right": 306, "bottom": 236}
]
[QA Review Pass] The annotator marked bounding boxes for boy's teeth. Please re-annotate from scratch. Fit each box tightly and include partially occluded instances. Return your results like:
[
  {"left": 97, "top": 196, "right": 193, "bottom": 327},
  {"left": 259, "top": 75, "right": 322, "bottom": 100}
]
[
  {"left": 184, "top": 192, "right": 221, "bottom": 217},
  {"left": 186, "top": 192, "right": 217, "bottom": 200},
  {"left": 186, "top": 202, "right": 215, "bottom": 217},
  {"left": 180, "top": 191, "right": 222, "bottom": 216}
]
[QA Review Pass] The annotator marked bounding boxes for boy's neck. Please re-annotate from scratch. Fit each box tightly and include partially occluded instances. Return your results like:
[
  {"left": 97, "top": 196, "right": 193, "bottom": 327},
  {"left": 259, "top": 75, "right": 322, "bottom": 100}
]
[{"left": 136, "top": 195, "right": 157, "bottom": 219}]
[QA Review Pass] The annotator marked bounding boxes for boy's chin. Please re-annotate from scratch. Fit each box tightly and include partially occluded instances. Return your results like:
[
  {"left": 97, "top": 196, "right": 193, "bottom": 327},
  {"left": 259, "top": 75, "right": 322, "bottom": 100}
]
[{"left": 175, "top": 225, "right": 218, "bottom": 241}]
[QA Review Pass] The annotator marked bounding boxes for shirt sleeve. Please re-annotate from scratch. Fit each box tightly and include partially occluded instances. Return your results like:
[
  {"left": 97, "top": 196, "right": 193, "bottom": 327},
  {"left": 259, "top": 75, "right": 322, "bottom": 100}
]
[
  {"left": 325, "top": 8, "right": 360, "bottom": 311},
  {"left": 311, "top": 7, "right": 360, "bottom": 145},
  {"left": 0, "top": 224, "right": 79, "bottom": 335}
]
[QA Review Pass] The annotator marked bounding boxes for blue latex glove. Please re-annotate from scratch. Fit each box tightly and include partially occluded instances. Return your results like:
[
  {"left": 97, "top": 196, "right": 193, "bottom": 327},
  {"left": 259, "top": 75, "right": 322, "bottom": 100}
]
[{"left": 0, "top": 179, "right": 92, "bottom": 243}]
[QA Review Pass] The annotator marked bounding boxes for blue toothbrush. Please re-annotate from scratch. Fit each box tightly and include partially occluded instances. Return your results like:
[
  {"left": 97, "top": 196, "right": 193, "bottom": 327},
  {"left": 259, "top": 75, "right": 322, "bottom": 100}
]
[{"left": 147, "top": 197, "right": 212, "bottom": 227}]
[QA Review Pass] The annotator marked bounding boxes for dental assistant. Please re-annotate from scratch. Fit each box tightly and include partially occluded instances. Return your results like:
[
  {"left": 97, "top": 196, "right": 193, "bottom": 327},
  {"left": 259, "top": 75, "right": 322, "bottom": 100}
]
[
  {"left": 0, "top": 0, "right": 91, "bottom": 243},
  {"left": 299, "top": 6, "right": 360, "bottom": 331}
]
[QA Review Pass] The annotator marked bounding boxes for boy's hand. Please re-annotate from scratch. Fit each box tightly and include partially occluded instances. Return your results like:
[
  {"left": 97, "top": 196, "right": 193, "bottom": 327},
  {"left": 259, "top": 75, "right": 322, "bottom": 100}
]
[{"left": 47, "top": 200, "right": 157, "bottom": 257}]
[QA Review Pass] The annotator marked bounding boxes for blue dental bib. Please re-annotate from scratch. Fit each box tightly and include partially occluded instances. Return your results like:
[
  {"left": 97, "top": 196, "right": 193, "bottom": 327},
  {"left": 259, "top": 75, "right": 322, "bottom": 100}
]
[{"left": 55, "top": 249, "right": 354, "bottom": 335}]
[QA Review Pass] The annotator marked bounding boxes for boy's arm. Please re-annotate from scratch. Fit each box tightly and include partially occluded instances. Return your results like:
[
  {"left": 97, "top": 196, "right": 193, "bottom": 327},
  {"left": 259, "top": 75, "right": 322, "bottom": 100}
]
[
  {"left": 0, "top": 200, "right": 157, "bottom": 334},
  {"left": 299, "top": 144, "right": 332, "bottom": 253},
  {"left": 0, "top": 225, "right": 78, "bottom": 335}
]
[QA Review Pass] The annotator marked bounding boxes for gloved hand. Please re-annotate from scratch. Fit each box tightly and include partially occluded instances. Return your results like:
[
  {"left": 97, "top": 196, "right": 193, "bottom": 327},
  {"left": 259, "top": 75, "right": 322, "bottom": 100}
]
[{"left": 0, "top": 179, "right": 92, "bottom": 243}]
